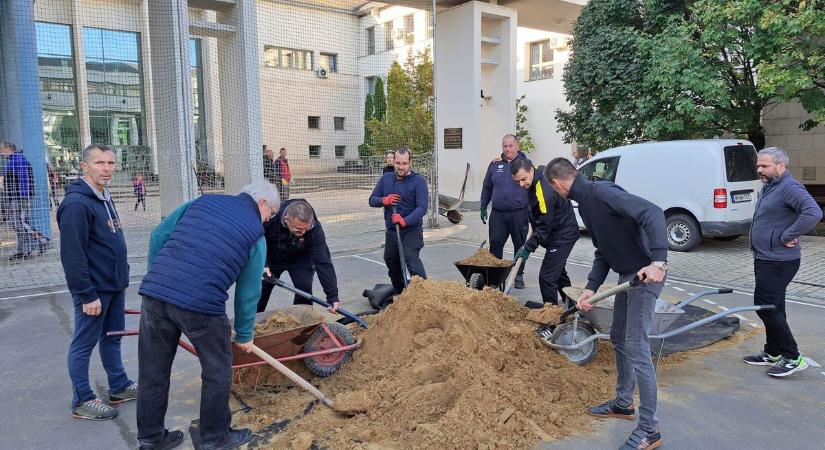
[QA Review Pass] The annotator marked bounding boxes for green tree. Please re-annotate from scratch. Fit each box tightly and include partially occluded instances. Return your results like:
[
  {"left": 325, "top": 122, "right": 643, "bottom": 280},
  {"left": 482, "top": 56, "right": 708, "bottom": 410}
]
[
  {"left": 515, "top": 95, "right": 535, "bottom": 152},
  {"left": 359, "top": 94, "right": 375, "bottom": 158},
  {"left": 373, "top": 77, "right": 387, "bottom": 121}
]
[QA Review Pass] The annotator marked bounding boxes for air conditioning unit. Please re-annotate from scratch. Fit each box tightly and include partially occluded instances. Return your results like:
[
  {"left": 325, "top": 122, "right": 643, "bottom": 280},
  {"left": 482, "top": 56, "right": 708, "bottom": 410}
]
[
  {"left": 316, "top": 68, "right": 328, "bottom": 78},
  {"left": 547, "top": 36, "right": 569, "bottom": 50}
]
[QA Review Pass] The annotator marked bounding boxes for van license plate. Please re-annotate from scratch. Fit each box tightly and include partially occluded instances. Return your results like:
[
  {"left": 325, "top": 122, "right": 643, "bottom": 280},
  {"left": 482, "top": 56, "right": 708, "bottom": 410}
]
[{"left": 732, "top": 192, "right": 752, "bottom": 203}]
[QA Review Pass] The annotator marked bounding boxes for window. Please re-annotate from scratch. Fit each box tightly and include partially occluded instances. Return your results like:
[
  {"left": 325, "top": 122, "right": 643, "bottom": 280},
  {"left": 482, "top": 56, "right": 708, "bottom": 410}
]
[
  {"left": 366, "top": 26, "right": 375, "bottom": 55},
  {"left": 309, "top": 145, "right": 321, "bottom": 158},
  {"left": 308, "top": 116, "right": 320, "bottom": 129},
  {"left": 365, "top": 76, "right": 376, "bottom": 96},
  {"left": 263, "top": 46, "right": 312, "bottom": 70},
  {"left": 335, "top": 145, "right": 346, "bottom": 159},
  {"left": 334, "top": 117, "right": 345, "bottom": 130},
  {"left": 319, "top": 53, "right": 337, "bottom": 73},
  {"left": 425, "top": 11, "right": 433, "bottom": 40},
  {"left": 384, "top": 21, "right": 394, "bottom": 51},
  {"left": 579, "top": 157, "right": 620, "bottom": 182},
  {"left": 403, "top": 14, "right": 415, "bottom": 45},
  {"left": 190, "top": 38, "right": 209, "bottom": 168},
  {"left": 724, "top": 145, "right": 759, "bottom": 182},
  {"left": 529, "top": 40, "right": 554, "bottom": 81}
]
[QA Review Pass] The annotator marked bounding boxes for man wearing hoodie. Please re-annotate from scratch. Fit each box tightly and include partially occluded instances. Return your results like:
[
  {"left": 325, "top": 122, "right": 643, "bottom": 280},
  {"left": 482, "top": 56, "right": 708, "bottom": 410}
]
[
  {"left": 743, "top": 147, "right": 823, "bottom": 377},
  {"left": 479, "top": 134, "right": 530, "bottom": 288},
  {"left": 57, "top": 144, "right": 137, "bottom": 421},
  {"left": 136, "top": 182, "right": 280, "bottom": 450}
]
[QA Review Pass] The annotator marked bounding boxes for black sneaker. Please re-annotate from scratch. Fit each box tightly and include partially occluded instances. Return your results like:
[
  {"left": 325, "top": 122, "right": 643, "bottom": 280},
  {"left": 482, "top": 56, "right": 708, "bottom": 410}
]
[
  {"left": 743, "top": 351, "right": 781, "bottom": 366},
  {"left": 201, "top": 428, "right": 252, "bottom": 450},
  {"left": 139, "top": 430, "right": 184, "bottom": 450},
  {"left": 620, "top": 426, "right": 662, "bottom": 450},
  {"left": 767, "top": 355, "right": 809, "bottom": 378},
  {"left": 514, "top": 275, "right": 525, "bottom": 289},
  {"left": 587, "top": 399, "right": 635, "bottom": 421}
]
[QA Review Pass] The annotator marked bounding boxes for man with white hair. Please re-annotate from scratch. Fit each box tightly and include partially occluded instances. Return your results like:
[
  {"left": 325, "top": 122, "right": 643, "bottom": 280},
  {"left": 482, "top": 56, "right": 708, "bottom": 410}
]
[
  {"left": 136, "top": 182, "right": 280, "bottom": 450},
  {"left": 744, "top": 147, "right": 822, "bottom": 377}
]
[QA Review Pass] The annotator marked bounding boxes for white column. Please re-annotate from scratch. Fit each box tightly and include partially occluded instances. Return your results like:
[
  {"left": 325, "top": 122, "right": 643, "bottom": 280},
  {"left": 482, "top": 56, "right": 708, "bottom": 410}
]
[{"left": 70, "top": 0, "right": 91, "bottom": 149}]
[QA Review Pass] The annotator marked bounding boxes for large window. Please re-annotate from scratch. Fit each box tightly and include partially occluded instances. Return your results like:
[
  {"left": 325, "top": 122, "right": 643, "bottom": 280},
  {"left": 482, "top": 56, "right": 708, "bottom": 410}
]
[
  {"left": 529, "top": 40, "right": 554, "bottom": 81},
  {"left": 384, "top": 21, "right": 395, "bottom": 51},
  {"left": 319, "top": 53, "right": 337, "bottom": 73},
  {"left": 334, "top": 117, "right": 345, "bottom": 131},
  {"left": 264, "top": 46, "right": 312, "bottom": 70},
  {"left": 36, "top": 22, "right": 80, "bottom": 167},
  {"left": 366, "top": 26, "right": 375, "bottom": 55}
]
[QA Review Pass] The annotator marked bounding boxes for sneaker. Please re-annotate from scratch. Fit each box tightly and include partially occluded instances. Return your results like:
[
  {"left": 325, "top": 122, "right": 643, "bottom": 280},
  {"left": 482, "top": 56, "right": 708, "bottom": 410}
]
[
  {"left": 767, "top": 355, "right": 809, "bottom": 378},
  {"left": 743, "top": 351, "right": 781, "bottom": 366},
  {"left": 619, "top": 426, "right": 662, "bottom": 450},
  {"left": 8, "top": 252, "right": 32, "bottom": 262},
  {"left": 201, "top": 428, "right": 252, "bottom": 450},
  {"left": 72, "top": 399, "right": 118, "bottom": 421},
  {"left": 110, "top": 381, "right": 138, "bottom": 404},
  {"left": 139, "top": 429, "right": 184, "bottom": 450},
  {"left": 514, "top": 275, "right": 525, "bottom": 289},
  {"left": 587, "top": 399, "right": 635, "bottom": 421}
]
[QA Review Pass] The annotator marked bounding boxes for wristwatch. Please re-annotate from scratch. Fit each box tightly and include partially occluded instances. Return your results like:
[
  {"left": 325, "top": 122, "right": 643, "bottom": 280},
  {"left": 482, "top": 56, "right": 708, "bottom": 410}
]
[{"left": 651, "top": 261, "right": 668, "bottom": 272}]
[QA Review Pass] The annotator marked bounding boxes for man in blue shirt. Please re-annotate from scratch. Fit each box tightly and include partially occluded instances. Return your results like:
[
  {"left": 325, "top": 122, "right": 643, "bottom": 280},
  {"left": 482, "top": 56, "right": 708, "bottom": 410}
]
[
  {"left": 480, "top": 134, "right": 530, "bottom": 288},
  {"left": 136, "top": 182, "right": 280, "bottom": 450},
  {"left": 369, "top": 147, "right": 429, "bottom": 294},
  {"left": 1, "top": 140, "right": 48, "bottom": 260}
]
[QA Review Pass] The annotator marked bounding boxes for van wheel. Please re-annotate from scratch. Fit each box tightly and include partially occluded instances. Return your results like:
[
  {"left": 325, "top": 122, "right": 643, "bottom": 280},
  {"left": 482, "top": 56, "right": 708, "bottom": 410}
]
[{"left": 666, "top": 213, "right": 701, "bottom": 252}]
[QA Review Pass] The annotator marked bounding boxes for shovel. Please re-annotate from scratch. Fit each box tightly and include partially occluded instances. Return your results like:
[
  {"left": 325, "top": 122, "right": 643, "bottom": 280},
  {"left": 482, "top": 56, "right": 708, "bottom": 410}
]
[
  {"left": 392, "top": 205, "right": 409, "bottom": 288},
  {"left": 265, "top": 277, "right": 368, "bottom": 329}
]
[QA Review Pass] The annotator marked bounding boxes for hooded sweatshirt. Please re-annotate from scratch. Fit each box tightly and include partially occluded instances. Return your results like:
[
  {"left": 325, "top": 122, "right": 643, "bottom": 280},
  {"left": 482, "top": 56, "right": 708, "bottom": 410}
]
[{"left": 57, "top": 178, "right": 129, "bottom": 303}]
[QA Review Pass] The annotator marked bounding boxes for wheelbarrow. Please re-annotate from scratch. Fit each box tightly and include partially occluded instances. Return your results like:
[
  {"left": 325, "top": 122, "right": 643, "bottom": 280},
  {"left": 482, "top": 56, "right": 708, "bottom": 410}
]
[
  {"left": 454, "top": 260, "right": 516, "bottom": 291},
  {"left": 538, "top": 283, "right": 775, "bottom": 366},
  {"left": 438, "top": 163, "right": 470, "bottom": 224}
]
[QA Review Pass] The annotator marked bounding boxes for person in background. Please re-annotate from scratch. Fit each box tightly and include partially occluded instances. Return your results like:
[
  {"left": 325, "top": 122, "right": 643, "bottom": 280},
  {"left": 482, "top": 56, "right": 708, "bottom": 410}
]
[
  {"left": 133, "top": 173, "right": 146, "bottom": 211},
  {"left": 263, "top": 145, "right": 278, "bottom": 186},
  {"left": 382, "top": 151, "right": 395, "bottom": 174},
  {"left": 1, "top": 140, "right": 48, "bottom": 259},
  {"left": 743, "top": 147, "right": 822, "bottom": 377},
  {"left": 274, "top": 147, "right": 292, "bottom": 202},
  {"left": 48, "top": 163, "right": 61, "bottom": 210}
]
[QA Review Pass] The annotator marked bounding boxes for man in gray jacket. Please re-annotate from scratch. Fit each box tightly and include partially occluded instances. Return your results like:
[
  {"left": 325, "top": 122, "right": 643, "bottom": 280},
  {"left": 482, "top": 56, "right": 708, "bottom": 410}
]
[{"left": 744, "top": 147, "right": 822, "bottom": 377}]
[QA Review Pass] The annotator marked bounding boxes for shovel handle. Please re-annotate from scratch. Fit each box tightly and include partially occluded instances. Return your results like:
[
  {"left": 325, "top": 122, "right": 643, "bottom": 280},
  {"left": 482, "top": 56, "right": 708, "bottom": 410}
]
[
  {"left": 249, "top": 344, "right": 335, "bottom": 408},
  {"left": 265, "top": 277, "right": 368, "bottom": 329},
  {"left": 558, "top": 277, "right": 642, "bottom": 323}
]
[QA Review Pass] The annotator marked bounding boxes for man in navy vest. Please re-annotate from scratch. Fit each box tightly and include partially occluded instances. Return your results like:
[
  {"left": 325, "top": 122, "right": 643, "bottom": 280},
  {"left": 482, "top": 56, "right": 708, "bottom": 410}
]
[
  {"left": 369, "top": 147, "right": 429, "bottom": 294},
  {"left": 136, "top": 182, "right": 280, "bottom": 450},
  {"left": 479, "top": 134, "right": 530, "bottom": 288}
]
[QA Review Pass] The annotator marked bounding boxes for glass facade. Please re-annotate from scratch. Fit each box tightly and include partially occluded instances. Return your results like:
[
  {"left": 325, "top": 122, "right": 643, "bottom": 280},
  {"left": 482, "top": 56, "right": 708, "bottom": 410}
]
[
  {"left": 83, "top": 27, "right": 149, "bottom": 176},
  {"left": 35, "top": 22, "right": 80, "bottom": 169}
]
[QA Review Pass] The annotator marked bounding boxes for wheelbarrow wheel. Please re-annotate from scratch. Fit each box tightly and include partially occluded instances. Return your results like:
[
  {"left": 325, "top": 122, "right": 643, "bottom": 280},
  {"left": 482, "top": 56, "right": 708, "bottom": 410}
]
[
  {"left": 303, "top": 323, "right": 356, "bottom": 377},
  {"left": 550, "top": 322, "right": 599, "bottom": 366},
  {"left": 469, "top": 273, "right": 485, "bottom": 290}
]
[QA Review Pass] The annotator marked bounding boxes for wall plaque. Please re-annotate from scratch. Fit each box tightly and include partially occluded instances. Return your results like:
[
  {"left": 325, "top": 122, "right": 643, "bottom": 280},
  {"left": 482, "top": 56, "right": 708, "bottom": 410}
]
[{"left": 444, "top": 128, "right": 463, "bottom": 149}]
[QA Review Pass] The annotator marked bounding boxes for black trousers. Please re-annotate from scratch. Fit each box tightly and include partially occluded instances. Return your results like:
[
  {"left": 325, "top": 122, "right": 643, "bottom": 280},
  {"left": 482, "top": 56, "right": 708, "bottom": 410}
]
[
  {"left": 384, "top": 228, "right": 426, "bottom": 294},
  {"left": 489, "top": 208, "right": 528, "bottom": 275},
  {"left": 538, "top": 242, "right": 575, "bottom": 305},
  {"left": 257, "top": 266, "right": 315, "bottom": 312},
  {"left": 137, "top": 297, "right": 232, "bottom": 447},
  {"left": 754, "top": 258, "right": 801, "bottom": 359}
]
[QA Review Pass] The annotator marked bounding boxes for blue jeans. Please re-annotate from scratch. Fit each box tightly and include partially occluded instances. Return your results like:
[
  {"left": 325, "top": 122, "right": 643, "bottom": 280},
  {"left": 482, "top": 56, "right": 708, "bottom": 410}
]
[
  {"left": 9, "top": 199, "right": 35, "bottom": 253},
  {"left": 136, "top": 297, "right": 232, "bottom": 447},
  {"left": 67, "top": 290, "right": 131, "bottom": 408},
  {"left": 610, "top": 272, "right": 664, "bottom": 432}
]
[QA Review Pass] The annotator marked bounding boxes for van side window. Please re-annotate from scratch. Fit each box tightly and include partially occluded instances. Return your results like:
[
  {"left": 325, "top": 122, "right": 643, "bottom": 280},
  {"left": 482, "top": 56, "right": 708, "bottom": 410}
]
[
  {"left": 724, "top": 145, "right": 759, "bottom": 182},
  {"left": 579, "top": 156, "right": 620, "bottom": 182}
]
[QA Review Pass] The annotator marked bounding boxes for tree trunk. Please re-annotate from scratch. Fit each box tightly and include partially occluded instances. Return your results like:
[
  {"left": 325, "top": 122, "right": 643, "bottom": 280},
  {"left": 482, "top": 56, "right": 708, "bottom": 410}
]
[{"left": 749, "top": 108, "right": 766, "bottom": 149}]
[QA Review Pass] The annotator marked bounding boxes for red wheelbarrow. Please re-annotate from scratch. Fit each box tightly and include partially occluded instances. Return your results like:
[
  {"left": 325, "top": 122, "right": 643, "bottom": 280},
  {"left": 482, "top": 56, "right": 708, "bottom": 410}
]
[{"left": 111, "top": 309, "right": 362, "bottom": 380}]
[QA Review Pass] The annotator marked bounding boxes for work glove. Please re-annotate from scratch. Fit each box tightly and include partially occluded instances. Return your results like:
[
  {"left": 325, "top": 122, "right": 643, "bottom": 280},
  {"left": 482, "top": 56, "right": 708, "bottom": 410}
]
[
  {"left": 391, "top": 213, "right": 406, "bottom": 228},
  {"left": 480, "top": 208, "right": 488, "bottom": 224},
  {"left": 382, "top": 194, "right": 401, "bottom": 206},
  {"left": 515, "top": 246, "right": 532, "bottom": 261}
]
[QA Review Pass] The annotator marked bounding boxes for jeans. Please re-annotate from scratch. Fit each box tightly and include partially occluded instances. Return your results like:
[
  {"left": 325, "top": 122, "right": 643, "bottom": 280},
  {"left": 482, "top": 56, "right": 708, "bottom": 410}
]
[
  {"left": 9, "top": 198, "right": 36, "bottom": 253},
  {"left": 137, "top": 297, "right": 232, "bottom": 447},
  {"left": 384, "top": 228, "right": 426, "bottom": 294},
  {"left": 611, "top": 272, "right": 664, "bottom": 432},
  {"left": 257, "top": 266, "right": 315, "bottom": 312},
  {"left": 67, "top": 290, "right": 131, "bottom": 408},
  {"left": 754, "top": 258, "right": 801, "bottom": 359},
  {"left": 538, "top": 242, "right": 574, "bottom": 304},
  {"left": 489, "top": 208, "right": 528, "bottom": 276}
]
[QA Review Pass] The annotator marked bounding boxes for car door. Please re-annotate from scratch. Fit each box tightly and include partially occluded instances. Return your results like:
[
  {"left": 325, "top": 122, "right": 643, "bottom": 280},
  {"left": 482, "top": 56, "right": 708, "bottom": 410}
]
[{"left": 572, "top": 156, "right": 622, "bottom": 228}]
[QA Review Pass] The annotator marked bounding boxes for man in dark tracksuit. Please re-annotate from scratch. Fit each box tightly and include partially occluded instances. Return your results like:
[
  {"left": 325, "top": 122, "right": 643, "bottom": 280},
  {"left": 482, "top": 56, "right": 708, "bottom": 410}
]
[
  {"left": 479, "top": 134, "right": 530, "bottom": 288},
  {"left": 544, "top": 157, "right": 668, "bottom": 450},
  {"left": 744, "top": 147, "right": 822, "bottom": 377},
  {"left": 510, "top": 160, "right": 579, "bottom": 304},
  {"left": 369, "top": 147, "right": 428, "bottom": 294},
  {"left": 257, "top": 199, "right": 341, "bottom": 313}
]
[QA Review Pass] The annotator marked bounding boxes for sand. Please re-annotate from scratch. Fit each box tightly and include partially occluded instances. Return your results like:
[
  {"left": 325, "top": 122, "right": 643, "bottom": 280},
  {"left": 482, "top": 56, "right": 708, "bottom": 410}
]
[
  {"left": 254, "top": 312, "right": 304, "bottom": 337},
  {"left": 458, "top": 248, "right": 513, "bottom": 267}
]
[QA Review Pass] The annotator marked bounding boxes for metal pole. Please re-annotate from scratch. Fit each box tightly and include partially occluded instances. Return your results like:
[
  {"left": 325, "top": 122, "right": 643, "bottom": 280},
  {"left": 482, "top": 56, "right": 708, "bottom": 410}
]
[{"left": 428, "top": 0, "right": 439, "bottom": 228}]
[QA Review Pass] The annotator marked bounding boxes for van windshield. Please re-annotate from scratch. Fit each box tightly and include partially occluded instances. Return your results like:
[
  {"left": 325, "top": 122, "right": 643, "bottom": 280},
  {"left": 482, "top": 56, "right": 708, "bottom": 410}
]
[{"left": 724, "top": 145, "right": 758, "bottom": 182}]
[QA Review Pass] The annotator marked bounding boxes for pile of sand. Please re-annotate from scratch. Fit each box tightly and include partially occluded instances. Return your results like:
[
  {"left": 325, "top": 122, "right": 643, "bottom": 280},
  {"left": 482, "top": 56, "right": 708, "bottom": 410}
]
[
  {"left": 458, "top": 248, "right": 513, "bottom": 267},
  {"left": 234, "top": 279, "right": 618, "bottom": 449},
  {"left": 254, "top": 312, "right": 303, "bottom": 337}
]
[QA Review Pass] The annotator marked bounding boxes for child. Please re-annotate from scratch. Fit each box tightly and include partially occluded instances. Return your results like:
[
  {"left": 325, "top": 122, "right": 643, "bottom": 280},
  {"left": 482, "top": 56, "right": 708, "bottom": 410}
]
[{"left": 133, "top": 173, "right": 146, "bottom": 211}]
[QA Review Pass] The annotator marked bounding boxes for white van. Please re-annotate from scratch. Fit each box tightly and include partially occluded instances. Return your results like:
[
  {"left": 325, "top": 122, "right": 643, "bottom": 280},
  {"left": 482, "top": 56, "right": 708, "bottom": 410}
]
[{"left": 575, "top": 139, "right": 762, "bottom": 252}]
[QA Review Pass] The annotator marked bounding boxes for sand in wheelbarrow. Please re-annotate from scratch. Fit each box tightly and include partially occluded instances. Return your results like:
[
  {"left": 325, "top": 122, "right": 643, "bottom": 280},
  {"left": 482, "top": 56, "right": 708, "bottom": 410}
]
[
  {"left": 254, "top": 312, "right": 304, "bottom": 337},
  {"left": 233, "top": 278, "right": 618, "bottom": 450},
  {"left": 458, "top": 248, "right": 513, "bottom": 267}
]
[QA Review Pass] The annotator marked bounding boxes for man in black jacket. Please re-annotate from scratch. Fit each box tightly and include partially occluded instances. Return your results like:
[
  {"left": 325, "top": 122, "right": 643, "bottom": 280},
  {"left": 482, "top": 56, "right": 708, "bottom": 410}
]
[
  {"left": 544, "top": 157, "right": 668, "bottom": 450},
  {"left": 257, "top": 199, "right": 340, "bottom": 313},
  {"left": 510, "top": 159, "right": 579, "bottom": 304}
]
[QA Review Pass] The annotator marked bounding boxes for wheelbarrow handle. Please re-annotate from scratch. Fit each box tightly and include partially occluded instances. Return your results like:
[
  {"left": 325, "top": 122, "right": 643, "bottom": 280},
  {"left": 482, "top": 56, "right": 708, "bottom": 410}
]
[
  {"left": 559, "top": 277, "right": 643, "bottom": 323},
  {"left": 265, "top": 276, "right": 368, "bottom": 329}
]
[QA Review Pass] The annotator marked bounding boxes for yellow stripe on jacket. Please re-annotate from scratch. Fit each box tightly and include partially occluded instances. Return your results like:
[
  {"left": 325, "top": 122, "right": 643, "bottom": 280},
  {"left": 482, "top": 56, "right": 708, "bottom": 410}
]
[{"left": 536, "top": 180, "right": 548, "bottom": 214}]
